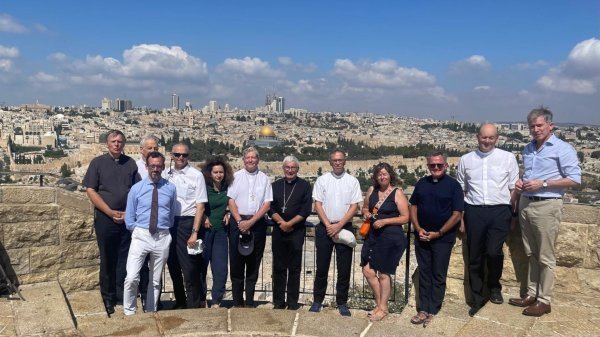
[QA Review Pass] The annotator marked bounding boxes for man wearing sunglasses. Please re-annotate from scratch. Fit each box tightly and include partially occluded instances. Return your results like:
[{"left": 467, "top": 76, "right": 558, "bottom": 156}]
[
  {"left": 409, "top": 152, "right": 463, "bottom": 327},
  {"left": 456, "top": 123, "right": 519, "bottom": 317},
  {"left": 164, "top": 143, "right": 208, "bottom": 308}
]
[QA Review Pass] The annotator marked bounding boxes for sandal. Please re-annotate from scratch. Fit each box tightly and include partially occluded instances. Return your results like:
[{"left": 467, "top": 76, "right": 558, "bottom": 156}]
[
  {"left": 423, "top": 314, "right": 434, "bottom": 328},
  {"left": 410, "top": 311, "right": 428, "bottom": 324},
  {"left": 370, "top": 309, "right": 388, "bottom": 322},
  {"left": 367, "top": 306, "right": 379, "bottom": 317}
]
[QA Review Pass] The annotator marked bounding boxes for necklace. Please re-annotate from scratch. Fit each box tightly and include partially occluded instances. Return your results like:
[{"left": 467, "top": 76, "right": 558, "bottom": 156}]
[
  {"left": 247, "top": 170, "right": 258, "bottom": 201},
  {"left": 282, "top": 180, "right": 297, "bottom": 214}
]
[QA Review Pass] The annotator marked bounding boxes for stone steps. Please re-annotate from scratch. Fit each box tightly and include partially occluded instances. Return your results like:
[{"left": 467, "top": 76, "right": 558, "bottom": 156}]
[
  {"left": 5, "top": 287, "right": 600, "bottom": 337},
  {"left": 11, "top": 281, "right": 78, "bottom": 336}
]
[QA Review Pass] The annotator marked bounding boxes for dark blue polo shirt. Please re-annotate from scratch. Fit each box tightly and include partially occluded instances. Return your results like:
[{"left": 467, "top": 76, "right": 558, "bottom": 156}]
[
  {"left": 409, "top": 174, "right": 464, "bottom": 243},
  {"left": 82, "top": 153, "right": 140, "bottom": 211}
]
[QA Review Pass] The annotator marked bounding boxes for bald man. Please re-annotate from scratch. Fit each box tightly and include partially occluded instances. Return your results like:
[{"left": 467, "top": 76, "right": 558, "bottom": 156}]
[{"left": 456, "top": 123, "right": 519, "bottom": 316}]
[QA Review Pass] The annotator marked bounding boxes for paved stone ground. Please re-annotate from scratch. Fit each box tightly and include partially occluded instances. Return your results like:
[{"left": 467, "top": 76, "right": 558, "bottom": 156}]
[{"left": 1, "top": 282, "right": 599, "bottom": 337}]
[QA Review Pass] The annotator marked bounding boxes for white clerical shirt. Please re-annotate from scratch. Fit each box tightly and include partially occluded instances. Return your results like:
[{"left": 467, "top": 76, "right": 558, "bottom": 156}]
[
  {"left": 312, "top": 171, "right": 362, "bottom": 222},
  {"left": 456, "top": 148, "right": 519, "bottom": 206},
  {"left": 227, "top": 169, "right": 273, "bottom": 215}
]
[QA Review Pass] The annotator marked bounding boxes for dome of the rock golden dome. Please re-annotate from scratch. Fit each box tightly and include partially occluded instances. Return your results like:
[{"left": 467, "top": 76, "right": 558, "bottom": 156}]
[{"left": 258, "top": 126, "right": 276, "bottom": 138}]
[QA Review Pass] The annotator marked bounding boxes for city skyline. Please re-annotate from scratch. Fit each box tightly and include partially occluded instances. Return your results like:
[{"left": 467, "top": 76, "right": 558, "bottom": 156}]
[{"left": 0, "top": 1, "right": 599, "bottom": 124}]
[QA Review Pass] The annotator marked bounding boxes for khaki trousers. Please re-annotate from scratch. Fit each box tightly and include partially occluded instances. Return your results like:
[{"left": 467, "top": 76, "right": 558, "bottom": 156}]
[{"left": 519, "top": 196, "right": 562, "bottom": 304}]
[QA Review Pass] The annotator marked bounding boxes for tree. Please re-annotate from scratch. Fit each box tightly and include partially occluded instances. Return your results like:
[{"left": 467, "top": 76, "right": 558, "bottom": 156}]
[{"left": 577, "top": 151, "right": 584, "bottom": 163}]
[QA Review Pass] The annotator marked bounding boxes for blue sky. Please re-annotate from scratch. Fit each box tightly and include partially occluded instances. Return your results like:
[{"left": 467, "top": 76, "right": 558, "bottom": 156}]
[{"left": 1, "top": 1, "right": 599, "bottom": 124}]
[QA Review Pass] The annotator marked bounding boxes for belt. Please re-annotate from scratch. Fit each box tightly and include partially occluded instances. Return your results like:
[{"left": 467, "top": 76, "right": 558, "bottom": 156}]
[
  {"left": 526, "top": 196, "right": 561, "bottom": 201},
  {"left": 175, "top": 216, "right": 194, "bottom": 219},
  {"left": 467, "top": 203, "right": 509, "bottom": 208},
  {"left": 240, "top": 215, "right": 254, "bottom": 220}
]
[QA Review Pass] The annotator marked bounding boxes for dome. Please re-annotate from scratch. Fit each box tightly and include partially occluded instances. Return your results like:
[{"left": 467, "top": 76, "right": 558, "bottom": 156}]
[{"left": 258, "top": 126, "right": 276, "bottom": 138}]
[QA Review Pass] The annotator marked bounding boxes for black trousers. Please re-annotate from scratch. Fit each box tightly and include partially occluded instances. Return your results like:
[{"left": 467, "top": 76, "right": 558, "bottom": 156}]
[
  {"left": 94, "top": 209, "right": 131, "bottom": 304},
  {"left": 228, "top": 217, "right": 267, "bottom": 307},
  {"left": 464, "top": 203, "right": 512, "bottom": 307},
  {"left": 167, "top": 216, "right": 205, "bottom": 308},
  {"left": 272, "top": 225, "right": 305, "bottom": 308},
  {"left": 313, "top": 222, "right": 353, "bottom": 305},
  {"left": 415, "top": 238, "right": 454, "bottom": 315}
]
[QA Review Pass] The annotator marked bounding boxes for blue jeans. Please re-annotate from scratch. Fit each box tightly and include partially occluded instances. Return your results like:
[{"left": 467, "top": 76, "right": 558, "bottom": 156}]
[{"left": 200, "top": 227, "right": 229, "bottom": 305}]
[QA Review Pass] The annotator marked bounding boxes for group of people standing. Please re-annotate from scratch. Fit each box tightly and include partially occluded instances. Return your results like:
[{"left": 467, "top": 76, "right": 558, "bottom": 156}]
[{"left": 83, "top": 106, "right": 580, "bottom": 326}]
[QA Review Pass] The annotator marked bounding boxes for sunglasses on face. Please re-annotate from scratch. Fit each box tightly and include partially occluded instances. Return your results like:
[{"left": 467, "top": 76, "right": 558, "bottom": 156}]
[
  {"left": 172, "top": 153, "right": 189, "bottom": 158},
  {"left": 427, "top": 163, "right": 445, "bottom": 169}
]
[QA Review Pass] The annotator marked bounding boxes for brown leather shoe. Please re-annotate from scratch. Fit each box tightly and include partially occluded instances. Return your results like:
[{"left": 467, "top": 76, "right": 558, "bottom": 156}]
[
  {"left": 523, "top": 301, "right": 551, "bottom": 317},
  {"left": 508, "top": 295, "right": 536, "bottom": 307}
]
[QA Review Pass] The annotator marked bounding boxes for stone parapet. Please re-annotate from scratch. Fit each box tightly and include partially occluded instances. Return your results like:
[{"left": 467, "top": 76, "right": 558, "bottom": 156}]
[
  {"left": 445, "top": 203, "right": 600, "bottom": 306},
  {"left": 0, "top": 186, "right": 97, "bottom": 292}
]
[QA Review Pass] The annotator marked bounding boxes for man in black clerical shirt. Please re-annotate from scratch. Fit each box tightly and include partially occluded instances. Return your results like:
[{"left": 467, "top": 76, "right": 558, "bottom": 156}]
[{"left": 269, "top": 155, "right": 312, "bottom": 310}]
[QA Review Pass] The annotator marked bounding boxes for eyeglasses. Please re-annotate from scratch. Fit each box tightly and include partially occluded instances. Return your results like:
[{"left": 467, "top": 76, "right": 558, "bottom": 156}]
[
  {"left": 284, "top": 166, "right": 299, "bottom": 171},
  {"left": 427, "top": 163, "right": 445, "bottom": 169},
  {"left": 148, "top": 165, "right": 164, "bottom": 170},
  {"left": 172, "top": 153, "right": 189, "bottom": 158}
]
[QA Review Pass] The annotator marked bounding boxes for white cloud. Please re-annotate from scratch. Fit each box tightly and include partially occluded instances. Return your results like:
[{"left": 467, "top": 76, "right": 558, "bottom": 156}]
[
  {"left": 278, "top": 56, "right": 293, "bottom": 66},
  {"left": 0, "top": 59, "right": 14, "bottom": 72},
  {"left": 514, "top": 60, "right": 549, "bottom": 70},
  {"left": 450, "top": 54, "right": 491, "bottom": 74},
  {"left": 0, "top": 13, "right": 27, "bottom": 33},
  {"left": 33, "top": 24, "right": 47, "bottom": 33},
  {"left": 121, "top": 44, "right": 208, "bottom": 79},
  {"left": 537, "top": 38, "right": 600, "bottom": 94},
  {"left": 0, "top": 45, "right": 19, "bottom": 58},
  {"left": 48, "top": 52, "right": 68, "bottom": 62},
  {"left": 332, "top": 58, "right": 436, "bottom": 89},
  {"left": 218, "top": 57, "right": 282, "bottom": 78},
  {"left": 473, "top": 85, "right": 491, "bottom": 91},
  {"left": 30, "top": 72, "right": 59, "bottom": 82}
]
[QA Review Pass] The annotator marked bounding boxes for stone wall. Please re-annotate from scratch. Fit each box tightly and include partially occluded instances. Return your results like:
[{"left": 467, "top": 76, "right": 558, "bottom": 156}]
[
  {"left": 444, "top": 203, "right": 600, "bottom": 306},
  {"left": 0, "top": 186, "right": 97, "bottom": 293}
]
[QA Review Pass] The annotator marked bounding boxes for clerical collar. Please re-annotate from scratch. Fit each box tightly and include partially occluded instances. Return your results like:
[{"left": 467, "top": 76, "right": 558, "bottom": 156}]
[
  {"left": 332, "top": 171, "right": 345, "bottom": 179},
  {"left": 431, "top": 175, "right": 446, "bottom": 183},
  {"left": 245, "top": 169, "right": 259, "bottom": 175},
  {"left": 285, "top": 177, "right": 298, "bottom": 184},
  {"left": 476, "top": 148, "right": 494, "bottom": 158}
]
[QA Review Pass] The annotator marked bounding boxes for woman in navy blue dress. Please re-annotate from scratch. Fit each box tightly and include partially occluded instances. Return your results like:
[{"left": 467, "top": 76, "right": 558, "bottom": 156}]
[{"left": 361, "top": 162, "right": 409, "bottom": 321}]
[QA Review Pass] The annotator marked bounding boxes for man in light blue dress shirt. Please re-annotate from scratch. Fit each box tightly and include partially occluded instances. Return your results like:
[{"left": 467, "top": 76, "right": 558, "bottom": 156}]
[
  {"left": 509, "top": 107, "right": 581, "bottom": 317},
  {"left": 123, "top": 152, "right": 177, "bottom": 315}
]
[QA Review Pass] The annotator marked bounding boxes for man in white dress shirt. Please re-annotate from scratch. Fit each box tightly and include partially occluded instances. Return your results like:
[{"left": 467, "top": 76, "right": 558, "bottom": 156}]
[
  {"left": 310, "top": 148, "right": 362, "bottom": 316},
  {"left": 228, "top": 147, "right": 273, "bottom": 307},
  {"left": 456, "top": 123, "right": 519, "bottom": 316},
  {"left": 164, "top": 143, "right": 208, "bottom": 308},
  {"left": 136, "top": 135, "right": 160, "bottom": 179}
]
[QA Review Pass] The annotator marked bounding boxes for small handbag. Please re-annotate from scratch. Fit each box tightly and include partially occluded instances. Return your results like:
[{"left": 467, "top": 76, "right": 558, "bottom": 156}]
[
  {"left": 359, "top": 207, "right": 377, "bottom": 237},
  {"left": 359, "top": 187, "right": 396, "bottom": 237}
]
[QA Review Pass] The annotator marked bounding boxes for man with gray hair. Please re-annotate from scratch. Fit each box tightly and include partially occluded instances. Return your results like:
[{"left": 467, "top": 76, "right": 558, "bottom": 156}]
[
  {"left": 228, "top": 147, "right": 273, "bottom": 307},
  {"left": 509, "top": 107, "right": 581, "bottom": 317},
  {"left": 136, "top": 135, "right": 160, "bottom": 179},
  {"left": 269, "top": 155, "right": 312, "bottom": 310}
]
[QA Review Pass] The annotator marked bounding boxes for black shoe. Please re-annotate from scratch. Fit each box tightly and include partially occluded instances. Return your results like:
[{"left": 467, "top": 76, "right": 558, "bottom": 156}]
[
  {"left": 273, "top": 303, "right": 286, "bottom": 310},
  {"left": 287, "top": 303, "right": 301, "bottom": 310},
  {"left": 468, "top": 306, "right": 480, "bottom": 317},
  {"left": 104, "top": 300, "right": 115, "bottom": 315},
  {"left": 490, "top": 291, "right": 504, "bottom": 304}
]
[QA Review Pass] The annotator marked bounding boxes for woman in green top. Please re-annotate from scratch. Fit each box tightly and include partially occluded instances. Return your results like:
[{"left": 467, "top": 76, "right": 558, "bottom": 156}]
[{"left": 200, "top": 156, "right": 234, "bottom": 308}]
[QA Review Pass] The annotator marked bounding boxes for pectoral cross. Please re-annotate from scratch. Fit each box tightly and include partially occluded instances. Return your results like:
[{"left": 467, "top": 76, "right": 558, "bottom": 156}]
[{"left": 281, "top": 206, "right": 286, "bottom": 213}]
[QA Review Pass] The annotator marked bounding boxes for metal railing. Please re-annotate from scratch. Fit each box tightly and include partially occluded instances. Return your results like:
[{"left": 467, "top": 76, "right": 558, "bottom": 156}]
[{"left": 163, "top": 213, "right": 414, "bottom": 312}]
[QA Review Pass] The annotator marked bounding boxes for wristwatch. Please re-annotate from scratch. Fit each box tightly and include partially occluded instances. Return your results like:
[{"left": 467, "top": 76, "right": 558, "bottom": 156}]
[
  {"left": 192, "top": 228, "right": 199, "bottom": 233},
  {"left": 542, "top": 180, "right": 548, "bottom": 189}
]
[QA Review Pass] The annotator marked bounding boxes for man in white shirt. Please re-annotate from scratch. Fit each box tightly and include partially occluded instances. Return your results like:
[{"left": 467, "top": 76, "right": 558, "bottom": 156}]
[
  {"left": 310, "top": 149, "right": 362, "bottom": 316},
  {"left": 164, "top": 143, "right": 208, "bottom": 308},
  {"left": 136, "top": 135, "right": 160, "bottom": 179},
  {"left": 228, "top": 147, "right": 273, "bottom": 307},
  {"left": 456, "top": 123, "right": 519, "bottom": 316}
]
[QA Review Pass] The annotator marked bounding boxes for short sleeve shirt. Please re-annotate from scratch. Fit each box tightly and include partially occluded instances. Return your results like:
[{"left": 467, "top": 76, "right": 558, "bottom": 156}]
[
  {"left": 82, "top": 153, "right": 139, "bottom": 211},
  {"left": 227, "top": 169, "right": 273, "bottom": 215},
  {"left": 409, "top": 174, "right": 464, "bottom": 242},
  {"left": 164, "top": 165, "right": 208, "bottom": 216},
  {"left": 312, "top": 172, "right": 362, "bottom": 222}
]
